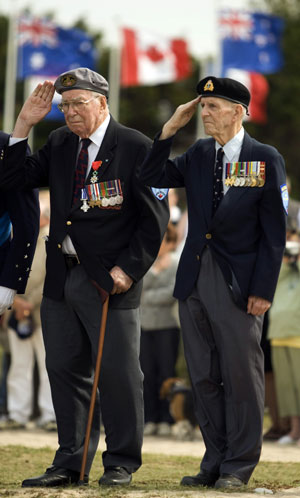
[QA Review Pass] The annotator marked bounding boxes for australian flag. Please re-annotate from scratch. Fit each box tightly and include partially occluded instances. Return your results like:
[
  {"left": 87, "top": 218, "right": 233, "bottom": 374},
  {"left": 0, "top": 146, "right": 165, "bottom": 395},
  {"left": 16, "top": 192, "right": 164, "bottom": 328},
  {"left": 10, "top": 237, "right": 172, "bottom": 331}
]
[
  {"left": 17, "top": 16, "right": 97, "bottom": 78},
  {"left": 219, "top": 10, "right": 284, "bottom": 74},
  {"left": 17, "top": 16, "right": 97, "bottom": 121}
]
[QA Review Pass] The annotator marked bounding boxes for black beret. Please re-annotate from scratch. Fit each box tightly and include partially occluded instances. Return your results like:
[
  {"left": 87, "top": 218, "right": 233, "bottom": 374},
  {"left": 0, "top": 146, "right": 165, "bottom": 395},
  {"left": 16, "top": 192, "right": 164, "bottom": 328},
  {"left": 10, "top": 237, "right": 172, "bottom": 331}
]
[
  {"left": 196, "top": 76, "right": 250, "bottom": 111},
  {"left": 54, "top": 67, "right": 109, "bottom": 97}
]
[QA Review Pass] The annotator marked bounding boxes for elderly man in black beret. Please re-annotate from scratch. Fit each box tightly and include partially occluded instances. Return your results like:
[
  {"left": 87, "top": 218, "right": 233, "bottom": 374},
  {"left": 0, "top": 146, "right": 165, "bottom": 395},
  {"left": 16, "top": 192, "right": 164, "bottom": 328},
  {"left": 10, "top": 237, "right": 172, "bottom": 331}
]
[
  {"left": 0, "top": 68, "right": 169, "bottom": 487},
  {"left": 140, "top": 76, "right": 287, "bottom": 489}
]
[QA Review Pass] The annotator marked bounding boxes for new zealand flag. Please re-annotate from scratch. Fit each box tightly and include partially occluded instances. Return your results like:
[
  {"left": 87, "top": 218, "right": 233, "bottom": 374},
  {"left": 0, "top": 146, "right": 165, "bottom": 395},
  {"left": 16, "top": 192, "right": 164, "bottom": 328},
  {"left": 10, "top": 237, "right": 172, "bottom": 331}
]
[{"left": 219, "top": 10, "right": 284, "bottom": 74}]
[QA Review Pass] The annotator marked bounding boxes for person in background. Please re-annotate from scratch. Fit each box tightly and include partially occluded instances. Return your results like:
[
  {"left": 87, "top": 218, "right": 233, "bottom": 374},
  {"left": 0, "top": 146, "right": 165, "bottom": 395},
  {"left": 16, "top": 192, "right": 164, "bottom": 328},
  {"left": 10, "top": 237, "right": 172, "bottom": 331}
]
[
  {"left": 286, "top": 176, "right": 300, "bottom": 231},
  {"left": 0, "top": 131, "right": 39, "bottom": 417},
  {"left": 0, "top": 190, "right": 56, "bottom": 431},
  {"left": 140, "top": 222, "right": 180, "bottom": 437},
  {"left": 139, "top": 76, "right": 287, "bottom": 490},
  {"left": 267, "top": 227, "right": 300, "bottom": 445},
  {"left": 0, "top": 68, "right": 169, "bottom": 488},
  {"left": 261, "top": 310, "right": 290, "bottom": 441},
  {"left": 168, "top": 188, "right": 182, "bottom": 225}
]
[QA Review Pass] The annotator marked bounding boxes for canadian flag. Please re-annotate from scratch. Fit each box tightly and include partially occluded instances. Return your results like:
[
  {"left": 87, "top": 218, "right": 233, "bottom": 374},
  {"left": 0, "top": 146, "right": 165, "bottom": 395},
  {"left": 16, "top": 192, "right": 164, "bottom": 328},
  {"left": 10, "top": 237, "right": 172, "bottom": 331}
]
[
  {"left": 225, "top": 68, "right": 269, "bottom": 124},
  {"left": 121, "top": 27, "right": 191, "bottom": 87}
]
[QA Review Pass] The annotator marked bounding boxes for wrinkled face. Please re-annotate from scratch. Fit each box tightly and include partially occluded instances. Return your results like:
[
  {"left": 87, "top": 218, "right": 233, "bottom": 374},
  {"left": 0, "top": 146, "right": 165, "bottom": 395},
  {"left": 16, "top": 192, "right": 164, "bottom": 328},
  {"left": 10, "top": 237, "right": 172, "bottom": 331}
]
[
  {"left": 200, "top": 97, "right": 237, "bottom": 139},
  {"left": 60, "top": 89, "right": 108, "bottom": 138}
]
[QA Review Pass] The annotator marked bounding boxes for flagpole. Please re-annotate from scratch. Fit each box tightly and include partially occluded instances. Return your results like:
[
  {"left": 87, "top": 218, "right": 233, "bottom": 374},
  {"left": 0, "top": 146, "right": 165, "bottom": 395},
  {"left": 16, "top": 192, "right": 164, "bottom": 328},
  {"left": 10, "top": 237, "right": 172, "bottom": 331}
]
[
  {"left": 24, "top": 77, "right": 34, "bottom": 150},
  {"left": 108, "top": 44, "right": 121, "bottom": 121},
  {"left": 196, "top": 59, "right": 205, "bottom": 140},
  {"left": 108, "top": 20, "right": 121, "bottom": 121},
  {"left": 3, "top": 12, "right": 18, "bottom": 133}
]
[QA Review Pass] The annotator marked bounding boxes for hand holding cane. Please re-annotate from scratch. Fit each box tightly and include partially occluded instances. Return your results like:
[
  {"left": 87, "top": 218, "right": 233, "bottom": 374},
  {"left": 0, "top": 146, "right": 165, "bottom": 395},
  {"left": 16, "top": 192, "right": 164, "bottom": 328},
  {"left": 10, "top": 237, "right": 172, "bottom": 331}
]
[{"left": 79, "top": 296, "right": 109, "bottom": 484}]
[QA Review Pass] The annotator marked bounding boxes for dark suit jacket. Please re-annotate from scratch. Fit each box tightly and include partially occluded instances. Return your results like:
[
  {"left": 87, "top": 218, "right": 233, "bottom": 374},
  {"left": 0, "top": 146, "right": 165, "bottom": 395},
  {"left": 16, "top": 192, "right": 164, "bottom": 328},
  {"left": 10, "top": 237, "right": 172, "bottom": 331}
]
[
  {"left": 0, "top": 118, "right": 169, "bottom": 308},
  {"left": 0, "top": 132, "right": 39, "bottom": 294},
  {"left": 139, "top": 131, "right": 287, "bottom": 309}
]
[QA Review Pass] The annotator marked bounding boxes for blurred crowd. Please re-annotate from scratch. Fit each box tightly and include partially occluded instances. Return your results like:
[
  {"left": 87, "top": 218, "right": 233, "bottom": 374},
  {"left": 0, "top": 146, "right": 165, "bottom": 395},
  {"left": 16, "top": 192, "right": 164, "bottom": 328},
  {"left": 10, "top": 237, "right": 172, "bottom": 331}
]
[{"left": 1, "top": 185, "right": 300, "bottom": 445}]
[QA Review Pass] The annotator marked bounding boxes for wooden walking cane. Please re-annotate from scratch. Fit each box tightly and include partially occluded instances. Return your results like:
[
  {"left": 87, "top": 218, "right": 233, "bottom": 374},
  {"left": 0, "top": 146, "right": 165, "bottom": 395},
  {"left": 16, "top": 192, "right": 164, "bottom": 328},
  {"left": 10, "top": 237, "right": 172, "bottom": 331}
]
[{"left": 79, "top": 295, "right": 109, "bottom": 484}]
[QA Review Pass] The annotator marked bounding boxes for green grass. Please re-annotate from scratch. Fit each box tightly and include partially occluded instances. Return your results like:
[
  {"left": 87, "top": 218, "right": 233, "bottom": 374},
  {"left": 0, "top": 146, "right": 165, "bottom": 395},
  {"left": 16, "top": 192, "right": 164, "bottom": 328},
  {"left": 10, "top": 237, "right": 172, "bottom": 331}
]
[{"left": 0, "top": 446, "right": 300, "bottom": 496}]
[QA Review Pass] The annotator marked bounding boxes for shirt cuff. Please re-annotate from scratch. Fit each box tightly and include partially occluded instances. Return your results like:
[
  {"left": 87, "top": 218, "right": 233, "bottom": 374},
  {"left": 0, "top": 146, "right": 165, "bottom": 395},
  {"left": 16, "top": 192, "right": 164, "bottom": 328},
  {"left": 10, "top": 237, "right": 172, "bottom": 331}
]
[{"left": 9, "top": 136, "right": 28, "bottom": 146}]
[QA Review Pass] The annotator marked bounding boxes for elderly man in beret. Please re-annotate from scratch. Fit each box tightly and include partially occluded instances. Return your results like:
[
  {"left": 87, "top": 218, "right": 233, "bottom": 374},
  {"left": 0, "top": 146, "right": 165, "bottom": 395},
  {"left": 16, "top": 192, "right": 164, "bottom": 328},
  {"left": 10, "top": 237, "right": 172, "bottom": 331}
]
[
  {"left": 0, "top": 68, "right": 169, "bottom": 487},
  {"left": 140, "top": 76, "right": 287, "bottom": 489}
]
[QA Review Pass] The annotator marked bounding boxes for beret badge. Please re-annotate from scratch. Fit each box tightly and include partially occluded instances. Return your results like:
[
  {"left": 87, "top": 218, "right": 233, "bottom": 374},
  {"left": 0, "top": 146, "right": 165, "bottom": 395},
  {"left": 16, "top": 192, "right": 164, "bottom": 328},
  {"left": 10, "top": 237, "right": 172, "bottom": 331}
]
[
  {"left": 204, "top": 79, "right": 214, "bottom": 92},
  {"left": 61, "top": 74, "right": 77, "bottom": 87}
]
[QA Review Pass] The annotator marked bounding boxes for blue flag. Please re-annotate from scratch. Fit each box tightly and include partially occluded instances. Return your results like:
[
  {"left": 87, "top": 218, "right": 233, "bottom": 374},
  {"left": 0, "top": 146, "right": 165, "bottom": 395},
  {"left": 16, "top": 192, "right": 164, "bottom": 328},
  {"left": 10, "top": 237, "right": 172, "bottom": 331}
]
[
  {"left": 219, "top": 10, "right": 284, "bottom": 74},
  {"left": 17, "top": 16, "right": 97, "bottom": 79}
]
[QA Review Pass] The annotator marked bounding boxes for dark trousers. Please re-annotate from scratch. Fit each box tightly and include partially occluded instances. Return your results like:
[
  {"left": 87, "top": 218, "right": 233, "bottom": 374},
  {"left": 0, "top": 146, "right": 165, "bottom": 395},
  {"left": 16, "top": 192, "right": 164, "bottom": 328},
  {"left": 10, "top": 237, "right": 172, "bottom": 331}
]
[
  {"left": 140, "top": 327, "right": 180, "bottom": 424},
  {"left": 179, "top": 248, "right": 264, "bottom": 483},
  {"left": 41, "top": 264, "right": 144, "bottom": 474}
]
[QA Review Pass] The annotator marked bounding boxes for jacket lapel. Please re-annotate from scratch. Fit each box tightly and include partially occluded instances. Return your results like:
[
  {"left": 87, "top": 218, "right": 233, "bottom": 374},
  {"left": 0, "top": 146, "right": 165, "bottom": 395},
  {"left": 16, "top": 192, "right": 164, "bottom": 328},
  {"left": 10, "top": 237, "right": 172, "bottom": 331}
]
[
  {"left": 199, "top": 139, "right": 215, "bottom": 225},
  {"left": 85, "top": 115, "right": 117, "bottom": 184},
  {"left": 211, "top": 132, "right": 253, "bottom": 228},
  {"left": 62, "top": 131, "right": 79, "bottom": 211}
]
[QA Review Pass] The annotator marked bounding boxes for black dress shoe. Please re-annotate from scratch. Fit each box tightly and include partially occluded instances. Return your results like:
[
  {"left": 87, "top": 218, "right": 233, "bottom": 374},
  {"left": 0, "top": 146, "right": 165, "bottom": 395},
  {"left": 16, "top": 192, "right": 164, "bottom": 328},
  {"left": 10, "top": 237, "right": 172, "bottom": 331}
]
[
  {"left": 99, "top": 467, "right": 132, "bottom": 486},
  {"left": 180, "top": 470, "right": 219, "bottom": 487},
  {"left": 215, "top": 474, "right": 244, "bottom": 489},
  {"left": 22, "top": 465, "right": 88, "bottom": 487}
]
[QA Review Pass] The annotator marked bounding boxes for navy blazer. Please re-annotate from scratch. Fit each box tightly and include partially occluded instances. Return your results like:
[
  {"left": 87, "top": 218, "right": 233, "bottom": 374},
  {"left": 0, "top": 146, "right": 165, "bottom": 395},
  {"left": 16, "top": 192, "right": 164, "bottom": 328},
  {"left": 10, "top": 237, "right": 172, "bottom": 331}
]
[
  {"left": 0, "top": 118, "right": 169, "bottom": 308},
  {"left": 140, "top": 131, "right": 287, "bottom": 309},
  {"left": 0, "top": 132, "right": 39, "bottom": 294}
]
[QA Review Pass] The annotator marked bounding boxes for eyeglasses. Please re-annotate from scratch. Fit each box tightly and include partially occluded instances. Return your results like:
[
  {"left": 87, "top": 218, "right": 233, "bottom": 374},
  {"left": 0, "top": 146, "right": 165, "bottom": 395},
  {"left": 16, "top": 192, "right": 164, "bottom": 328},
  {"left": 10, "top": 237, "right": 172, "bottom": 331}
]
[{"left": 57, "top": 96, "right": 100, "bottom": 113}]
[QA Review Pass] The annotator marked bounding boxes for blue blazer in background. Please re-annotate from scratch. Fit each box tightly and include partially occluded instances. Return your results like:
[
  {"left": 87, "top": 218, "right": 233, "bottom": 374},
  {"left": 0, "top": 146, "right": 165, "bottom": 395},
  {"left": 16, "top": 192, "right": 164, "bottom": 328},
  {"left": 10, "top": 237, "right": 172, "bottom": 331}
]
[{"left": 0, "top": 131, "right": 39, "bottom": 294}]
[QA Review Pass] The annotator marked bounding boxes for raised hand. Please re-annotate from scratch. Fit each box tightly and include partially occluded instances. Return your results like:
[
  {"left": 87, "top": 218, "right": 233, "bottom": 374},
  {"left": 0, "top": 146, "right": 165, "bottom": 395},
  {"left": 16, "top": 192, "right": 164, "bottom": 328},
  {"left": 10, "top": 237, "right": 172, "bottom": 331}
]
[
  {"left": 160, "top": 97, "right": 201, "bottom": 140},
  {"left": 13, "top": 81, "right": 55, "bottom": 138}
]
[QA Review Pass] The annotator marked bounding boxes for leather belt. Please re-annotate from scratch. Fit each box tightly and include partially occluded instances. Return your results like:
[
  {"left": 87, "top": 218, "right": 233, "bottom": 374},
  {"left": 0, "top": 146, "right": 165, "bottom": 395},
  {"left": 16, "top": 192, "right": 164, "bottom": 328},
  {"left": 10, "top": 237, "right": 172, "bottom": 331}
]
[{"left": 64, "top": 254, "right": 80, "bottom": 269}]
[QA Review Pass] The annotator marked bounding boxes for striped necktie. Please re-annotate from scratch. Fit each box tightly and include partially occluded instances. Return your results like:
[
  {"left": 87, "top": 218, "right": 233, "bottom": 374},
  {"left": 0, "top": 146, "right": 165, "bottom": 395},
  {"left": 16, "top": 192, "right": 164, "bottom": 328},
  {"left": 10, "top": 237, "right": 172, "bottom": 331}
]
[
  {"left": 212, "top": 147, "right": 224, "bottom": 215},
  {"left": 72, "top": 138, "right": 91, "bottom": 206}
]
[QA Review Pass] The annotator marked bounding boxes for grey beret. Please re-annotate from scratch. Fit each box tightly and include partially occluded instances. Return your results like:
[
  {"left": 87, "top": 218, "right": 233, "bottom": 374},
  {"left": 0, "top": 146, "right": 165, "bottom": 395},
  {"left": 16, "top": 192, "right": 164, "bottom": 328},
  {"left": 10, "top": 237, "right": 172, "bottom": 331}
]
[{"left": 54, "top": 67, "right": 109, "bottom": 97}]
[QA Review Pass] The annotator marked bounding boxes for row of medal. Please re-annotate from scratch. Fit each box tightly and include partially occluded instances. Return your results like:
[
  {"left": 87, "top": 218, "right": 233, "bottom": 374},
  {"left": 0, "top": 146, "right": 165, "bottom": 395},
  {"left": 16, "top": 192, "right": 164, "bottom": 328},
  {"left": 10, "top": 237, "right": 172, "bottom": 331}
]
[
  {"left": 80, "top": 179, "right": 123, "bottom": 211},
  {"left": 224, "top": 161, "right": 266, "bottom": 188}
]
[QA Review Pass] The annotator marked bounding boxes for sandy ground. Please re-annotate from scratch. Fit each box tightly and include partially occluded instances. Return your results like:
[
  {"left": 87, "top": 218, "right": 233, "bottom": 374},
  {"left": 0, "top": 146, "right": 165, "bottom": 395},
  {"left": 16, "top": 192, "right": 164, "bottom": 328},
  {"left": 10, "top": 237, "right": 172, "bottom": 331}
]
[
  {"left": 1, "top": 426, "right": 300, "bottom": 462},
  {"left": 1, "top": 428, "right": 300, "bottom": 497}
]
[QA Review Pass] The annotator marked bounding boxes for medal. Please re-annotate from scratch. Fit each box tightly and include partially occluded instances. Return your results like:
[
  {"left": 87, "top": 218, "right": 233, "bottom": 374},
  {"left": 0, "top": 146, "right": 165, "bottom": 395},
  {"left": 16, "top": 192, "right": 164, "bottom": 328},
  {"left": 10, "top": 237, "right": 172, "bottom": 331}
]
[
  {"left": 90, "top": 160, "right": 102, "bottom": 184},
  {"left": 101, "top": 197, "right": 109, "bottom": 207},
  {"left": 230, "top": 175, "right": 236, "bottom": 186},
  {"left": 80, "top": 188, "right": 90, "bottom": 212}
]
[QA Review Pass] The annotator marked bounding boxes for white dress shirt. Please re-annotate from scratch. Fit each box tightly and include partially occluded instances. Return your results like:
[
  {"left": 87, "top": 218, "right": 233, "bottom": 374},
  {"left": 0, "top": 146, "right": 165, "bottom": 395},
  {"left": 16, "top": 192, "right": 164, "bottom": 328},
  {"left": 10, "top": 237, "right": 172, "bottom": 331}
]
[{"left": 215, "top": 126, "right": 245, "bottom": 195}]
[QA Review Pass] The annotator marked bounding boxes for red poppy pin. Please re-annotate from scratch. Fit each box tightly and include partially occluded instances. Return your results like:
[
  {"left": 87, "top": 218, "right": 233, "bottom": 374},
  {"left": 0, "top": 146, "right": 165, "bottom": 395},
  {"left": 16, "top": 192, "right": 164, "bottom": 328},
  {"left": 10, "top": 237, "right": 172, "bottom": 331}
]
[{"left": 91, "top": 161, "right": 102, "bottom": 183}]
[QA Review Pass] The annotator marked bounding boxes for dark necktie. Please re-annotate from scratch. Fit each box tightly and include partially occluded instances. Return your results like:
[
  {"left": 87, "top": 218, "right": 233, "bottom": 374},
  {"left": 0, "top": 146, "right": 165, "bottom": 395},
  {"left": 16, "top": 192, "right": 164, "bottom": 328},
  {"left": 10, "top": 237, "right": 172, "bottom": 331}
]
[
  {"left": 212, "top": 147, "right": 224, "bottom": 215},
  {"left": 72, "top": 138, "right": 91, "bottom": 206}
]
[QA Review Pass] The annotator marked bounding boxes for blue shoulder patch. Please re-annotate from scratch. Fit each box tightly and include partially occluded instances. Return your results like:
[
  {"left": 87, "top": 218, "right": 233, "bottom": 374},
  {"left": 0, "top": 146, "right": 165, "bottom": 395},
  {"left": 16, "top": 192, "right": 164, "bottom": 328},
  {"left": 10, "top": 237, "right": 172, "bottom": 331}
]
[
  {"left": 280, "top": 184, "right": 289, "bottom": 215},
  {"left": 151, "top": 187, "right": 169, "bottom": 201}
]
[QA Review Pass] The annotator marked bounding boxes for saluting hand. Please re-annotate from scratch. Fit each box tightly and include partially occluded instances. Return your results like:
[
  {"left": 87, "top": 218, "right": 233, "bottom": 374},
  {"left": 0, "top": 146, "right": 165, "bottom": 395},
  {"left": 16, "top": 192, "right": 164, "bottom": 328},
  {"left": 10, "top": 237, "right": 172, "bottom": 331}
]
[
  {"left": 110, "top": 265, "right": 133, "bottom": 295},
  {"left": 13, "top": 81, "right": 55, "bottom": 138},
  {"left": 160, "top": 97, "right": 201, "bottom": 140},
  {"left": 247, "top": 295, "right": 271, "bottom": 316}
]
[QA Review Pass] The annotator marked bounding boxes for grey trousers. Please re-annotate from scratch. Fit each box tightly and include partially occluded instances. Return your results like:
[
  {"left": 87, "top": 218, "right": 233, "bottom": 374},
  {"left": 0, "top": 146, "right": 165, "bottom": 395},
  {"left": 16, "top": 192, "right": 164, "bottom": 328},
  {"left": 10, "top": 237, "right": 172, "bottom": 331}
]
[
  {"left": 41, "top": 264, "right": 144, "bottom": 474},
  {"left": 179, "top": 248, "right": 264, "bottom": 483}
]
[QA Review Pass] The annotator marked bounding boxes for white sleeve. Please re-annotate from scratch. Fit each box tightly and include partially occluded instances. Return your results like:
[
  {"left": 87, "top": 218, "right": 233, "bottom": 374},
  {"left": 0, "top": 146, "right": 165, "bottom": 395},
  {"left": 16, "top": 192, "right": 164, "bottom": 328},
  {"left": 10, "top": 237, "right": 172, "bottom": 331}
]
[
  {"left": 9, "top": 136, "right": 28, "bottom": 146},
  {"left": 0, "top": 287, "right": 17, "bottom": 314}
]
